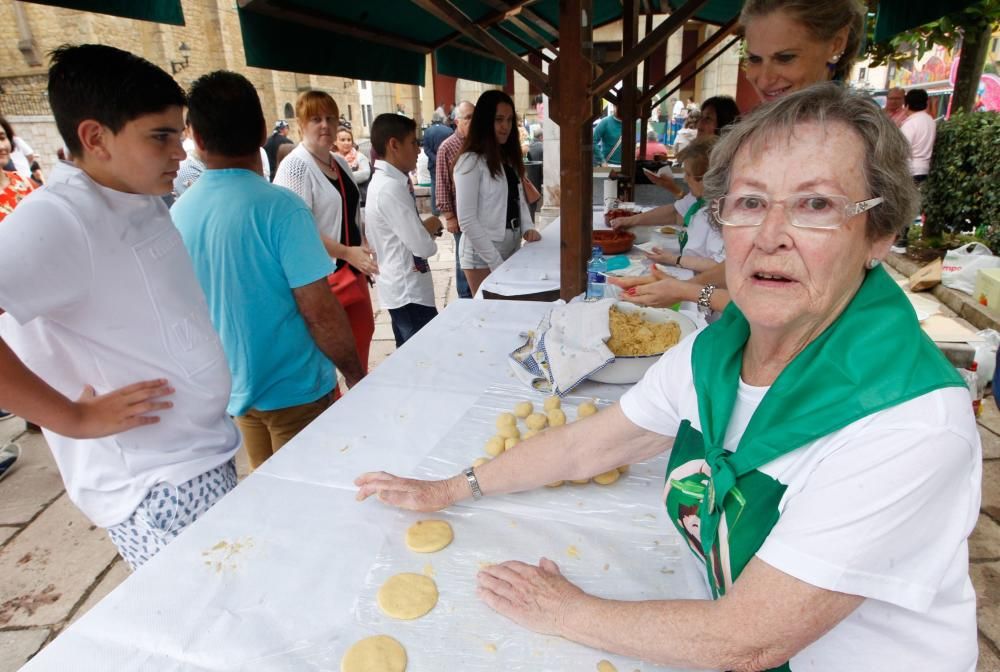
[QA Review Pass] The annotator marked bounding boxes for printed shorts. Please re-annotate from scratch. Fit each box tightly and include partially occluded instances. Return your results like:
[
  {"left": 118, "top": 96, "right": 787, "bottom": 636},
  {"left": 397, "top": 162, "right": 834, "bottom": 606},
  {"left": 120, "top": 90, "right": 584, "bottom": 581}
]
[{"left": 106, "top": 459, "right": 237, "bottom": 570}]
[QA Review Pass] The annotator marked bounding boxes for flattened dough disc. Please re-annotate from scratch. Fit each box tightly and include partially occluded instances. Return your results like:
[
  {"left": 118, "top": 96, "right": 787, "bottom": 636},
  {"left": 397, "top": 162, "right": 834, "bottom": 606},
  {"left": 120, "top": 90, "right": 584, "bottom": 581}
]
[
  {"left": 341, "top": 635, "right": 407, "bottom": 672},
  {"left": 377, "top": 573, "right": 439, "bottom": 619},
  {"left": 405, "top": 519, "right": 454, "bottom": 553}
]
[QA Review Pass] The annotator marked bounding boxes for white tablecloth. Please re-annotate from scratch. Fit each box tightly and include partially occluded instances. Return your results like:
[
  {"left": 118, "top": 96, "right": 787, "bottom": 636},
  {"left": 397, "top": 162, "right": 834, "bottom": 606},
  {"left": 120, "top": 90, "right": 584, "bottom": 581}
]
[{"left": 22, "top": 300, "right": 709, "bottom": 671}]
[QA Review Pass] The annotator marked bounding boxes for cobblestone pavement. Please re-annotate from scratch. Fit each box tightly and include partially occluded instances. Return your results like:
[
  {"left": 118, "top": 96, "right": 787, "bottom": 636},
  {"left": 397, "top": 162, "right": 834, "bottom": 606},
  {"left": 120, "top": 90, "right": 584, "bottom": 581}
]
[{"left": 0, "top": 233, "right": 998, "bottom": 670}]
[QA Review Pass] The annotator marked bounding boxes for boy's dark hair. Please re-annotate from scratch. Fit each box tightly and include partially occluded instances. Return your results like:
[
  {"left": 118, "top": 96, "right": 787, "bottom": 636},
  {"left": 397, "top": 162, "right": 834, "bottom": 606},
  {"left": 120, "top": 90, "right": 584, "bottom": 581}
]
[
  {"left": 48, "top": 44, "right": 185, "bottom": 157},
  {"left": 461, "top": 90, "right": 524, "bottom": 179},
  {"left": 187, "top": 71, "right": 266, "bottom": 157},
  {"left": 371, "top": 113, "right": 416, "bottom": 156},
  {"left": 905, "top": 89, "right": 929, "bottom": 112}
]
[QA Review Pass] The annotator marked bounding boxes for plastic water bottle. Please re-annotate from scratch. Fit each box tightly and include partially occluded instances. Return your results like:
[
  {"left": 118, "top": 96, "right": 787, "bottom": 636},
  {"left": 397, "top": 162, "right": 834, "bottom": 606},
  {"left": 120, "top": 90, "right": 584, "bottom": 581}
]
[{"left": 585, "top": 245, "right": 607, "bottom": 301}]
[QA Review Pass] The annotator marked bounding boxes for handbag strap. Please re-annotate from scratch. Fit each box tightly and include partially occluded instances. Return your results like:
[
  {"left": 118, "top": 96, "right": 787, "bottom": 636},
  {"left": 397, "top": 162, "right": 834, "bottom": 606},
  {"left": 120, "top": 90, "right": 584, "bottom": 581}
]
[{"left": 329, "top": 154, "right": 350, "bottom": 247}]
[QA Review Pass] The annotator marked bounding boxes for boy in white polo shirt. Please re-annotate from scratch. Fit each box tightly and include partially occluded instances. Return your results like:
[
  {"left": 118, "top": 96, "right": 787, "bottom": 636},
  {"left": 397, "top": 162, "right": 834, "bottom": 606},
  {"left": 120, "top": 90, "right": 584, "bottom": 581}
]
[
  {"left": 0, "top": 45, "right": 241, "bottom": 569},
  {"left": 365, "top": 113, "right": 440, "bottom": 347}
]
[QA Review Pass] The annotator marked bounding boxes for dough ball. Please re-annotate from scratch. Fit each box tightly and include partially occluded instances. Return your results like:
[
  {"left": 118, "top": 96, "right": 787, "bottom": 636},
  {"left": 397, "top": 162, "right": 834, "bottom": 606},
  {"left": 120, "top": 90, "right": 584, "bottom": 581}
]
[
  {"left": 545, "top": 480, "right": 564, "bottom": 488},
  {"left": 547, "top": 408, "right": 566, "bottom": 427},
  {"left": 377, "top": 572, "right": 439, "bottom": 619},
  {"left": 525, "top": 413, "right": 548, "bottom": 431},
  {"left": 522, "top": 429, "right": 538, "bottom": 440},
  {"left": 504, "top": 437, "right": 519, "bottom": 451},
  {"left": 495, "top": 412, "right": 517, "bottom": 429},
  {"left": 472, "top": 457, "right": 491, "bottom": 468},
  {"left": 577, "top": 400, "right": 598, "bottom": 418},
  {"left": 571, "top": 478, "right": 591, "bottom": 485},
  {"left": 616, "top": 464, "right": 630, "bottom": 474},
  {"left": 405, "top": 519, "right": 454, "bottom": 553},
  {"left": 513, "top": 401, "right": 533, "bottom": 418},
  {"left": 594, "top": 469, "right": 621, "bottom": 485},
  {"left": 497, "top": 424, "right": 521, "bottom": 440},
  {"left": 341, "top": 635, "right": 407, "bottom": 672},
  {"left": 596, "top": 660, "right": 619, "bottom": 672},
  {"left": 484, "top": 436, "right": 505, "bottom": 457},
  {"left": 544, "top": 396, "right": 561, "bottom": 411}
]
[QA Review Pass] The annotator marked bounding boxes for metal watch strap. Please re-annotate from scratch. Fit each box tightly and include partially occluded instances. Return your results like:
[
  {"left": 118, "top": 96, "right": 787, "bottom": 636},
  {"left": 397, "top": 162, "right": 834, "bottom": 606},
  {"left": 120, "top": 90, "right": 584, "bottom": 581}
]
[
  {"left": 463, "top": 467, "right": 483, "bottom": 500},
  {"left": 697, "top": 283, "right": 717, "bottom": 314}
]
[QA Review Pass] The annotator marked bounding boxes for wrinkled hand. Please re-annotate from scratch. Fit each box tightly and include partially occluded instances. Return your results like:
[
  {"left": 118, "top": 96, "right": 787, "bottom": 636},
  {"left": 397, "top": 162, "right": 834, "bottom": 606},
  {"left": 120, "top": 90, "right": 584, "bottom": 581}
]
[
  {"left": 70, "top": 379, "right": 174, "bottom": 439},
  {"left": 619, "top": 270, "right": 692, "bottom": 308},
  {"left": 522, "top": 229, "right": 542, "bottom": 243},
  {"left": 346, "top": 245, "right": 379, "bottom": 276},
  {"left": 610, "top": 215, "right": 640, "bottom": 230},
  {"left": 642, "top": 246, "right": 676, "bottom": 266},
  {"left": 477, "top": 558, "right": 587, "bottom": 637},
  {"left": 606, "top": 270, "right": 658, "bottom": 290},
  {"left": 355, "top": 471, "right": 456, "bottom": 511}
]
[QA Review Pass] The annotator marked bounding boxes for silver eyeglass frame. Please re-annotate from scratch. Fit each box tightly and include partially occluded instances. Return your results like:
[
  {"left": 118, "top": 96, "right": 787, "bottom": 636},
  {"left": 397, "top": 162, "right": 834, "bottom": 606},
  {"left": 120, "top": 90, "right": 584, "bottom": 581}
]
[{"left": 710, "top": 194, "right": 884, "bottom": 229}]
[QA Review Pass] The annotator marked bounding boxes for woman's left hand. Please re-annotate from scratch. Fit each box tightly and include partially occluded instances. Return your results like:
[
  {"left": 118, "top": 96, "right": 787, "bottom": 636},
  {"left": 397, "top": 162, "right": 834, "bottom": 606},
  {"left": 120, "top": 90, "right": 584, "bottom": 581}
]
[
  {"left": 477, "top": 558, "right": 586, "bottom": 636},
  {"left": 522, "top": 229, "right": 542, "bottom": 243},
  {"left": 642, "top": 246, "right": 677, "bottom": 266}
]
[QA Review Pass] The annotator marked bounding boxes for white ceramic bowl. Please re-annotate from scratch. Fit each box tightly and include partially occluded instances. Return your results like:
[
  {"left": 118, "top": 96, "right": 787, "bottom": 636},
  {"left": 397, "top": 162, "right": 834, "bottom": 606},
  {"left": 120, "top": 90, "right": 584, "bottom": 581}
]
[{"left": 589, "top": 303, "right": 698, "bottom": 384}]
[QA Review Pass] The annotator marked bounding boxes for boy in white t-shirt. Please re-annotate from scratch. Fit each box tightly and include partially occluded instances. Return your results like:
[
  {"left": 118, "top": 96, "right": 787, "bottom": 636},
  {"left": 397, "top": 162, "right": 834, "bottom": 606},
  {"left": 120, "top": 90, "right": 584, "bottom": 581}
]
[{"left": 0, "top": 45, "right": 241, "bottom": 569}]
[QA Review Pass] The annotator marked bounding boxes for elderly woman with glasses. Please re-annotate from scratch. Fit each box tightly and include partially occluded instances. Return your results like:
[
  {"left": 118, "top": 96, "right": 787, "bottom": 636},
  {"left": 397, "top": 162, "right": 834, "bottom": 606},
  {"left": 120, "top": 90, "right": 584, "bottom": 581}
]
[{"left": 357, "top": 84, "right": 980, "bottom": 671}]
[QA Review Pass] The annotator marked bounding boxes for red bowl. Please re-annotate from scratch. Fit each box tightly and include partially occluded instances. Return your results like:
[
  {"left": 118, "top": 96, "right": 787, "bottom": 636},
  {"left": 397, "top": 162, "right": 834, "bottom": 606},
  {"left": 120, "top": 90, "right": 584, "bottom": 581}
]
[{"left": 592, "top": 229, "right": 635, "bottom": 255}]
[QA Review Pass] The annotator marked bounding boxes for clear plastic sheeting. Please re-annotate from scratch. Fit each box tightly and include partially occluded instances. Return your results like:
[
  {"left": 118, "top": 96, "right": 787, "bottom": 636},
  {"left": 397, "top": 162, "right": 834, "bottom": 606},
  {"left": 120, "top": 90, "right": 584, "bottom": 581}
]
[
  {"left": 415, "top": 384, "right": 674, "bottom": 532},
  {"left": 355, "top": 507, "right": 706, "bottom": 672}
]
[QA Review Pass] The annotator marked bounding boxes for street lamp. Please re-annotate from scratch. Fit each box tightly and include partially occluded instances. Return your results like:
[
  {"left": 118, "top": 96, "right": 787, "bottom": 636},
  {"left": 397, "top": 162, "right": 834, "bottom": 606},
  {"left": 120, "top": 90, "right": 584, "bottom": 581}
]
[{"left": 171, "top": 42, "right": 191, "bottom": 75}]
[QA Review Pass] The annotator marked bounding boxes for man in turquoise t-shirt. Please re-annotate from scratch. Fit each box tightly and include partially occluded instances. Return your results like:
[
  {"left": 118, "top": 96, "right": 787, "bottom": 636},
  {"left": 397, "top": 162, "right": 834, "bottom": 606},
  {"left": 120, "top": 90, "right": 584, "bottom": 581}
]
[
  {"left": 172, "top": 71, "right": 364, "bottom": 470},
  {"left": 593, "top": 109, "right": 623, "bottom": 166}
]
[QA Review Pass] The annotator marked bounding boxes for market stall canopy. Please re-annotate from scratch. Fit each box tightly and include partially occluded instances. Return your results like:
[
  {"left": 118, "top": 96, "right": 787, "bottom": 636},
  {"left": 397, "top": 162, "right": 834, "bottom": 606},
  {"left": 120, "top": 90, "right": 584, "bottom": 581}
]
[
  {"left": 873, "top": 0, "right": 983, "bottom": 43},
  {"left": 21, "top": 0, "right": 184, "bottom": 25},
  {"left": 235, "top": 0, "right": 667, "bottom": 86}
]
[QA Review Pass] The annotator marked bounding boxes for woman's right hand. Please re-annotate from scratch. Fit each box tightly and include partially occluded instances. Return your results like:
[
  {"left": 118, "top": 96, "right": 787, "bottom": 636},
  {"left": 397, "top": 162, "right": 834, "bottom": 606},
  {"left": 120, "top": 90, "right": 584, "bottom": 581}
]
[
  {"left": 610, "top": 214, "right": 641, "bottom": 230},
  {"left": 606, "top": 272, "right": 657, "bottom": 290},
  {"left": 355, "top": 471, "right": 459, "bottom": 512},
  {"left": 344, "top": 245, "right": 379, "bottom": 276}
]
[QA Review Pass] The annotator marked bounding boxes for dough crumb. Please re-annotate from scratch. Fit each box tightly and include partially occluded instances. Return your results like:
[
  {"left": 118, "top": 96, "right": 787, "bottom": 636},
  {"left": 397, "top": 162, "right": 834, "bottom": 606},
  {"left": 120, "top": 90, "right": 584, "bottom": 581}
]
[
  {"left": 567, "top": 545, "right": 580, "bottom": 559},
  {"left": 597, "top": 661, "right": 618, "bottom": 672},
  {"left": 484, "top": 643, "right": 497, "bottom": 653},
  {"left": 423, "top": 563, "right": 435, "bottom": 577},
  {"left": 571, "top": 478, "right": 590, "bottom": 485},
  {"left": 546, "top": 480, "right": 564, "bottom": 488},
  {"left": 544, "top": 396, "right": 561, "bottom": 411},
  {"left": 617, "top": 464, "right": 630, "bottom": 474},
  {"left": 603, "top": 563, "right": 610, "bottom": 571},
  {"left": 341, "top": 635, "right": 407, "bottom": 672},
  {"left": 513, "top": 401, "right": 533, "bottom": 418},
  {"left": 594, "top": 469, "right": 621, "bottom": 485}
]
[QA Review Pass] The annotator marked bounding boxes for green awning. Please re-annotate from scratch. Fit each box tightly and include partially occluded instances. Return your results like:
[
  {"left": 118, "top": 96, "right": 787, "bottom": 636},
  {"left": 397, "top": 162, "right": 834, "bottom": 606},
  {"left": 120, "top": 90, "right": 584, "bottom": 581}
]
[
  {"left": 873, "top": 0, "right": 983, "bottom": 43},
  {"left": 661, "top": 0, "right": 743, "bottom": 26},
  {"left": 21, "top": 0, "right": 183, "bottom": 25}
]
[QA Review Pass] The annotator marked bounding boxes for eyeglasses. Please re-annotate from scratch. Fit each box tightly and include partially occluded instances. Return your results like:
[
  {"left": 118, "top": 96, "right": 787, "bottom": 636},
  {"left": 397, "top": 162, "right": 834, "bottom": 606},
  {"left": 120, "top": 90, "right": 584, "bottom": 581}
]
[{"left": 711, "top": 193, "right": 883, "bottom": 230}]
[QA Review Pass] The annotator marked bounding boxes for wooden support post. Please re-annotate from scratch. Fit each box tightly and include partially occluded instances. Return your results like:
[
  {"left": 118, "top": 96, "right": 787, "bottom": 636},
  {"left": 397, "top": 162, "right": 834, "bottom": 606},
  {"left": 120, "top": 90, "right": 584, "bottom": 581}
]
[
  {"left": 619, "top": 0, "right": 638, "bottom": 201},
  {"left": 553, "top": 0, "right": 594, "bottom": 300},
  {"left": 637, "top": 11, "right": 653, "bottom": 163}
]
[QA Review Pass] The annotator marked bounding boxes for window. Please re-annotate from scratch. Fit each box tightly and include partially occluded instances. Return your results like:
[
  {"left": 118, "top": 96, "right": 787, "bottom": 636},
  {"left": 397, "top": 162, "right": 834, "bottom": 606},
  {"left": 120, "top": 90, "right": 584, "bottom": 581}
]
[
  {"left": 858, "top": 67, "right": 867, "bottom": 82},
  {"left": 363, "top": 104, "right": 374, "bottom": 127},
  {"left": 360, "top": 80, "right": 369, "bottom": 90},
  {"left": 283, "top": 102, "right": 294, "bottom": 118},
  {"left": 348, "top": 104, "right": 353, "bottom": 121}
]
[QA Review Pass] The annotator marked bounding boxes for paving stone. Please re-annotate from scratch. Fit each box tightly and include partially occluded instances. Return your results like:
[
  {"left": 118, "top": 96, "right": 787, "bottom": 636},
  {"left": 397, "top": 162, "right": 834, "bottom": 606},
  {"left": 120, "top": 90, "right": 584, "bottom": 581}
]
[
  {"left": 368, "top": 340, "right": 397, "bottom": 371},
  {"left": 981, "top": 400, "right": 1000, "bottom": 437},
  {"left": 984, "top": 428, "right": 1000, "bottom": 461},
  {"left": 69, "top": 558, "right": 130, "bottom": 626},
  {"left": 373, "top": 321, "right": 394, "bottom": 342},
  {"left": 234, "top": 446, "right": 251, "bottom": 481},
  {"left": 985, "top": 460, "right": 1000, "bottom": 522},
  {"left": 0, "top": 433, "right": 65, "bottom": 526},
  {"left": 0, "top": 627, "right": 50, "bottom": 671},
  {"left": 0, "top": 528, "right": 17, "bottom": 548},
  {"left": 972, "top": 561, "right": 1000, "bottom": 646},
  {"left": 972, "top": 514, "right": 1000, "bottom": 561},
  {"left": 0, "top": 418, "right": 26, "bottom": 446},
  {"left": 0, "top": 494, "right": 117, "bottom": 628},
  {"left": 980, "top": 634, "right": 1000, "bottom": 672}
]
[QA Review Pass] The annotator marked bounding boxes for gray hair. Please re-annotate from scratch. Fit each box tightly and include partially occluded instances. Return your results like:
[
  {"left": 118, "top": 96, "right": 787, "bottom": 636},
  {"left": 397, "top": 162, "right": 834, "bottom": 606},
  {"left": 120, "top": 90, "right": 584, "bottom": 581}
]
[
  {"left": 703, "top": 82, "right": 919, "bottom": 240},
  {"left": 740, "top": 0, "right": 865, "bottom": 82},
  {"left": 431, "top": 111, "right": 445, "bottom": 123}
]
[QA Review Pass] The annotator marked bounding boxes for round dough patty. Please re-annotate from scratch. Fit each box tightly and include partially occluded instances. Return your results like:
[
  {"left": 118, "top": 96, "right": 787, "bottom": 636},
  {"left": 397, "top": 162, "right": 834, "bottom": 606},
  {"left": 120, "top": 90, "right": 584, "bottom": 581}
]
[
  {"left": 594, "top": 469, "right": 621, "bottom": 485},
  {"left": 405, "top": 519, "right": 454, "bottom": 553},
  {"left": 341, "top": 635, "right": 407, "bottom": 672},
  {"left": 377, "top": 573, "right": 439, "bottom": 620}
]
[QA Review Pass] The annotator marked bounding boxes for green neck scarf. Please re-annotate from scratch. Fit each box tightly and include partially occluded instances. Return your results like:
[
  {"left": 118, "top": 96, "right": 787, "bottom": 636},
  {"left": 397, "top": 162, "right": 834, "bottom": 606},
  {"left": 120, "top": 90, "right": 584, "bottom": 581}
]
[
  {"left": 689, "top": 264, "right": 964, "bottom": 565},
  {"left": 678, "top": 197, "right": 704, "bottom": 253}
]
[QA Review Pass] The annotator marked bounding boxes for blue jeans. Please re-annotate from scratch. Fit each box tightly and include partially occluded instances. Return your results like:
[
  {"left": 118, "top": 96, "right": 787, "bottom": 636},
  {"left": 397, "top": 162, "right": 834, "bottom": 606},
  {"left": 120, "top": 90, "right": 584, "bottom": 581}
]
[
  {"left": 388, "top": 303, "right": 439, "bottom": 347},
  {"left": 454, "top": 231, "right": 472, "bottom": 298},
  {"left": 430, "top": 170, "right": 438, "bottom": 215}
]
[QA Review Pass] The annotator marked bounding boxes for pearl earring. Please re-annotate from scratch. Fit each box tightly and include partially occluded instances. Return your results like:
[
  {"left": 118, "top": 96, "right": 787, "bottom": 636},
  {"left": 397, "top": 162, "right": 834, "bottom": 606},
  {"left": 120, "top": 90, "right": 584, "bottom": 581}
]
[
  {"left": 866, "top": 258, "right": 880, "bottom": 270},
  {"left": 829, "top": 51, "right": 845, "bottom": 64}
]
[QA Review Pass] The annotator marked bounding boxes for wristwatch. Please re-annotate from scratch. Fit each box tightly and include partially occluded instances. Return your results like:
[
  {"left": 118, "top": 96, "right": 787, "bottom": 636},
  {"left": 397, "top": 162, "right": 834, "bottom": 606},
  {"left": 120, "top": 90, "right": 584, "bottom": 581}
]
[
  {"left": 697, "top": 284, "right": 717, "bottom": 315},
  {"left": 463, "top": 466, "right": 483, "bottom": 500}
]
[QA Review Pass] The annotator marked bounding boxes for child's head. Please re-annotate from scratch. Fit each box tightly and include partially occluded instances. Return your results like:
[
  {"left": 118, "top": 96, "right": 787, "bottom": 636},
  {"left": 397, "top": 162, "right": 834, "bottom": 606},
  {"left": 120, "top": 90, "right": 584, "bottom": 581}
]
[
  {"left": 0, "top": 117, "right": 13, "bottom": 167},
  {"left": 371, "top": 114, "right": 418, "bottom": 173},
  {"left": 187, "top": 71, "right": 266, "bottom": 159},
  {"left": 678, "top": 136, "right": 718, "bottom": 198},
  {"left": 48, "top": 44, "right": 187, "bottom": 195}
]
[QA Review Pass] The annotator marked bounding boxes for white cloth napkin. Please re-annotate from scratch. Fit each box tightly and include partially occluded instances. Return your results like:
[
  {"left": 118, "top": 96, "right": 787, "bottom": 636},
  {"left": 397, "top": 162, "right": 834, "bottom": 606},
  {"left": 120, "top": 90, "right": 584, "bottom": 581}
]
[{"left": 508, "top": 299, "right": 616, "bottom": 395}]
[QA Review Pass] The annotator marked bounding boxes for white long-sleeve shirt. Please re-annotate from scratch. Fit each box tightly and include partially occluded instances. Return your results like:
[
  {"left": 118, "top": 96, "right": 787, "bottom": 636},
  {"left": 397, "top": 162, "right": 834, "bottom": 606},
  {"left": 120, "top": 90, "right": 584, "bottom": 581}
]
[{"left": 365, "top": 160, "right": 438, "bottom": 310}]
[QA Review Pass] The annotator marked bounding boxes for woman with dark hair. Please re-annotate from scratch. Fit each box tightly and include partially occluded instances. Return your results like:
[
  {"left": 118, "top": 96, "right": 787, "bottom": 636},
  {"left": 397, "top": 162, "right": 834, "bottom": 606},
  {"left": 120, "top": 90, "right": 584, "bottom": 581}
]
[
  {"left": 0, "top": 118, "right": 34, "bottom": 222},
  {"left": 696, "top": 96, "right": 740, "bottom": 137},
  {"left": 453, "top": 90, "right": 541, "bottom": 296}
]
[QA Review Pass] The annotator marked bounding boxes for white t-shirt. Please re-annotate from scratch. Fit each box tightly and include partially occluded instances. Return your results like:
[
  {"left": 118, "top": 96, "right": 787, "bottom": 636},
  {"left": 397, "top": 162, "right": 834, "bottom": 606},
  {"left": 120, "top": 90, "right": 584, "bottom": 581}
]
[
  {"left": 365, "top": 160, "right": 437, "bottom": 310},
  {"left": 672, "top": 192, "right": 696, "bottom": 218},
  {"left": 0, "top": 162, "right": 240, "bottom": 527},
  {"left": 901, "top": 111, "right": 936, "bottom": 176},
  {"left": 683, "top": 208, "right": 725, "bottom": 262},
  {"left": 619, "top": 332, "right": 981, "bottom": 671}
]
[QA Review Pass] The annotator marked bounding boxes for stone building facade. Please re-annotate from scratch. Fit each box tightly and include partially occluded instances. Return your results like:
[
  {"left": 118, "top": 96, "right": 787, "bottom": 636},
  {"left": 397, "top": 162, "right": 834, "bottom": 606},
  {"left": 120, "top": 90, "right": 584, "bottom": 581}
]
[{"left": 0, "top": 0, "right": 361, "bottom": 172}]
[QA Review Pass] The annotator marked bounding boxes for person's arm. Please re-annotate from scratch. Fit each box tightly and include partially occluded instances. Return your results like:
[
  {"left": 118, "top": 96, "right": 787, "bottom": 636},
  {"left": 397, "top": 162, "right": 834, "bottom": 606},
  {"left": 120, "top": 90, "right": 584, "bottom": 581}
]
[
  {"left": 477, "top": 554, "right": 862, "bottom": 671},
  {"left": 435, "top": 145, "right": 459, "bottom": 233},
  {"left": 692, "top": 260, "right": 727, "bottom": 287},
  {"left": 609, "top": 267, "right": 731, "bottom": 311},
  {"left": 517, "top": 179, "right": 540, "bottom": 242},
  {"left": 0, "top": 316, "right": 174, "bottom": 437},
  {"left": 647, "top": 171, "right": 684, "bottom": 198},
  {"left": 645, "top": 248, "right": 719, "bottom": 273},
  {"left": 610, "top": 203, "right": 674, "bottom": 229},
  {"left": 454, "top": 156, "right": 504, "bottom": 271},
  {"left": 593, "top": 119, "right": 606, "bottom": 165},
  {"left": 356, "top": 403, "right": 667, "bottom": 510},
  {"left": 292, "top": 279, "right": 365, "bottom": 387},
  {"left": 352, "top": 153, "right": 371, "bottom": 184},
  {"left": 387, "top": 187, "right": 438, "bottom": 259}
]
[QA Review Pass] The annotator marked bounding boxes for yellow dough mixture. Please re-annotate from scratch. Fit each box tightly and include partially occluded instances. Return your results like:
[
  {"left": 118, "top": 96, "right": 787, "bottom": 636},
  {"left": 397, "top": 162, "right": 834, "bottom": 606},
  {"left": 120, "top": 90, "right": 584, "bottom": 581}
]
[
  {"left": 405, "top": 520, "right": 454, "bottom": 553},
  {"left": 577, "top": 400, "right": 598, "bottom": 418},
  {"left": 340, "top": 635, "right": 407, "bottom": 672},
  {"left": 513, "top": 401, "right": 533, "bottom": 418},
  {"left": 594, "top": 469, "right": 621, "bottom": 485},
  {"left": 377, "top": 573, "right": 439, "bottom": 620}
]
